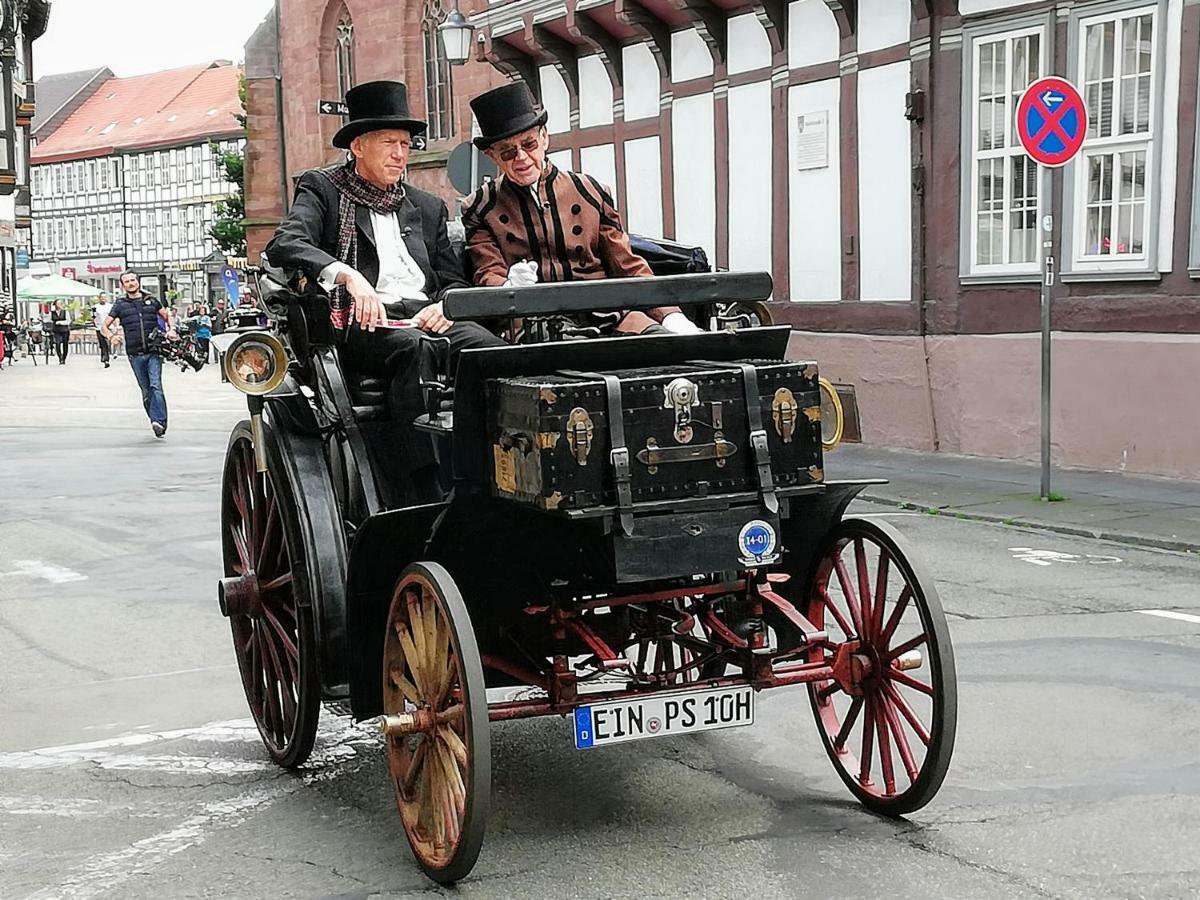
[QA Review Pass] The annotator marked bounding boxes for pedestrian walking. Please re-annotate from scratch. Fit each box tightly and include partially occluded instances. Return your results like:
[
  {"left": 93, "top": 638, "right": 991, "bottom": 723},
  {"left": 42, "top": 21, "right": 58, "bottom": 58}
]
[
  {"left": 193, "top": 305, "right": 213, "bottom": 361},
  {"left": 0, "top": 310, "right": 15, "bottom": 367},
  {"left": 101, "top": 271, "right": 176, "bottom": 439},
  {"left": 93, "top": 292, "right": 114, "bottom": 368},
  {"left": 50, "top": 301, "right": 71, "bottom": 364}
]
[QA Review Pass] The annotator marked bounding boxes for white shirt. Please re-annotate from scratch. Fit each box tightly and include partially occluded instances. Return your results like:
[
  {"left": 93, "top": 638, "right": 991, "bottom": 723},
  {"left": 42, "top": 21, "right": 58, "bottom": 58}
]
[
  {"left": 94, "top": 302, "right": 112, "bottom": 329},
  {"left": 318, "top": 210, "right": 429, "bottom": 311}
]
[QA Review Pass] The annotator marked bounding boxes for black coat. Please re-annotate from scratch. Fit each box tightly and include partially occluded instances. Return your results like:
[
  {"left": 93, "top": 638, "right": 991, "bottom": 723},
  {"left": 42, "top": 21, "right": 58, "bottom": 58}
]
[{"left": 264, "top": 169, "right": 467, "bottom": 317}]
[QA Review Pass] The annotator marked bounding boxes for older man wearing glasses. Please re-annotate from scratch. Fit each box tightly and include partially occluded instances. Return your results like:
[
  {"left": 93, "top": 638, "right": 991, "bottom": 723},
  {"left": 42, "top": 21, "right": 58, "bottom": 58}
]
[{"left": 461, "top": 83, "right": 700, "bottom": 335}]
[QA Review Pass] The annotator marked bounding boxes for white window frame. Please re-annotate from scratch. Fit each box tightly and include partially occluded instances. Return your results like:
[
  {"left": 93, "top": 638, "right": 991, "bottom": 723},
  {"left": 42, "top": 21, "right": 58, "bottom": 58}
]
[
  {"left": 960, "top": 13, "right": 1054, "bottom": 282},
  {"left": 1063, "top": 1, "right": 1165, "bottom": 278}
]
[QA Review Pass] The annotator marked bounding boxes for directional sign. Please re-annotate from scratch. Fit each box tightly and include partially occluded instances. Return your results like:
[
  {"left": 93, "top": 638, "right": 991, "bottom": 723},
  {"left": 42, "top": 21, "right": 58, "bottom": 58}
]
[
  {"left": 1016, "top": 77, "right": 1087, "bottom": 168},
  {"left": 318, "top": 100, "right": 349, "bottom": 116}
]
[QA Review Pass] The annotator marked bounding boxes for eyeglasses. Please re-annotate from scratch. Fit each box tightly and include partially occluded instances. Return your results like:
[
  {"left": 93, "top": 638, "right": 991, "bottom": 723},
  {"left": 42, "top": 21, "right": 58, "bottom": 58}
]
[{"left": 495, "top": 134, "right": 542, "bottom": 162}]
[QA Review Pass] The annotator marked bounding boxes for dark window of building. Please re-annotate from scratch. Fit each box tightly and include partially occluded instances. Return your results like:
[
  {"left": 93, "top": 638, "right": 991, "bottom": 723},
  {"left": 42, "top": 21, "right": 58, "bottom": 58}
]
[{"left": 335, "top": 7, "right": 355, "bottom": 99}]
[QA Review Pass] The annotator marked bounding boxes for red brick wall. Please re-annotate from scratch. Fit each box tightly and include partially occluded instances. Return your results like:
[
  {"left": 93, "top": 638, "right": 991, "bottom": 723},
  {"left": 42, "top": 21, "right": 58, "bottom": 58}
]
[
  {"left": 271, "top": 0, "right": 506, "bottom": 203},
  {"left": 244, "top": 76, "right": 284, "bottom": 264}
]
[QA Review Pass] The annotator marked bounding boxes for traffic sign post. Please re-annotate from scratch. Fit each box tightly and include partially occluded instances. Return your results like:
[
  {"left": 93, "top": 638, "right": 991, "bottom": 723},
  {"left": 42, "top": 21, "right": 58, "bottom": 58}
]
[{"left": 1015, "top": 77, "right": 1087, "bottom": 501}]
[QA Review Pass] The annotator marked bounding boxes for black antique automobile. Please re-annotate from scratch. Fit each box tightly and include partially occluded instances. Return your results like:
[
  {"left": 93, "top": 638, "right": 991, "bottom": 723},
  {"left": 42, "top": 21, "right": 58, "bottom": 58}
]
[{"left": 215, "top": 261, "right": 957, "bottom": 884}]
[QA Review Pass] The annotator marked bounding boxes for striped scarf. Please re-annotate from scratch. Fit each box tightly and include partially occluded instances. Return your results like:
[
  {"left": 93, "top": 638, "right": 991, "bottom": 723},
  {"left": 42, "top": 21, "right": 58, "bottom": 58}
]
[{"left": 322, "top": 160, "right": 408, "bottom": 331}]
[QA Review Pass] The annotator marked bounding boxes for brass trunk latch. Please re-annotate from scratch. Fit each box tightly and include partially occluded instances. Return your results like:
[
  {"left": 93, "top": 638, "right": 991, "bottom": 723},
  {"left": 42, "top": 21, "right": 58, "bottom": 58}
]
[
  {"left": 663, "top": 377, "right": 700, "bottom": 444},
  {"left": 566, "top": 407, "right": 594, "bottom": 465},
  {"left": 772, "top": 387, "right": 799, "bottom": 443}
]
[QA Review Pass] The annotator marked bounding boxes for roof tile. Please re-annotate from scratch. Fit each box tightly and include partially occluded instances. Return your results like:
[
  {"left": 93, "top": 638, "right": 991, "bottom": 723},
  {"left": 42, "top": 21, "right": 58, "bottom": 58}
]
[{"left": 32, "top": 62, "right": 242, "bottom": 162}]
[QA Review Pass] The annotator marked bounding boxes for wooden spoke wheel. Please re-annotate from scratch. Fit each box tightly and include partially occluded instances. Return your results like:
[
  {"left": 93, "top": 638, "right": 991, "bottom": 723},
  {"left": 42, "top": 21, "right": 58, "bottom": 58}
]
[
  {"left": 383, "top": 562, "right": 490, "bottom": 884},
  {"left": 219, "top": 422, "right": 320, "bottom": 769},
  {"left": 805, "top": 518, "right": 957, "bottom": 815}
]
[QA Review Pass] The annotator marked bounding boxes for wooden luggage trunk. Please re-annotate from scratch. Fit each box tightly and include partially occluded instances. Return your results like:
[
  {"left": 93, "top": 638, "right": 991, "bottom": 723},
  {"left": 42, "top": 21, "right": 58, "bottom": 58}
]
[{"left": 486, "top": 360, "right": 824, "bottom": 512}]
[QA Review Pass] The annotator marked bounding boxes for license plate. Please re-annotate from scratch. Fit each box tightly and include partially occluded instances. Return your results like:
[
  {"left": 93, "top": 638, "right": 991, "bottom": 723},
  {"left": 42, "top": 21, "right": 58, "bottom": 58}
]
[{"left": 573, "top": 685, "right": 754, "bottom": 749}]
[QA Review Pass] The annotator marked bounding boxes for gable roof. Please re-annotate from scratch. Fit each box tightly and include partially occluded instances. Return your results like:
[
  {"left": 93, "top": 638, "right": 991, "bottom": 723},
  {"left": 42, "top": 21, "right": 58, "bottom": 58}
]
[
  {"left": 31, "top": 62, "right": 243, "bottom": 164},
  {"left": 32, "top": 67, "right": 114, "bottom": 136}
]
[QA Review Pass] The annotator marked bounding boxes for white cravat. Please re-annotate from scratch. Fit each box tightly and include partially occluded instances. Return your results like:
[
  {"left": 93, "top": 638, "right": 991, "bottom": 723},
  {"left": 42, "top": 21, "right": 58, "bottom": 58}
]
[{"left": 319, "top": 210, "right": 429, "bottom": 310}]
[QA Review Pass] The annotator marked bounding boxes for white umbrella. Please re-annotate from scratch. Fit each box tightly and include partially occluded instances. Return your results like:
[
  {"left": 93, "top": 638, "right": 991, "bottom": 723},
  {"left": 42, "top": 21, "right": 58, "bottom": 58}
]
[{"left": 17, "top": 274, "right": 104, "bottom": 300}]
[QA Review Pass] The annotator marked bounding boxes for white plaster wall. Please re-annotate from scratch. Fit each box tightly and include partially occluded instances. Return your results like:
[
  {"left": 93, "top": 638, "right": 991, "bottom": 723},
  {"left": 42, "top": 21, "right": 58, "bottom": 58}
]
[
  {"left": 671, "top": 28, "right": 714, "bottom": 82},
  {"left": 857, "top": 0, "right": 911, "bottom": 53},
  {"left": 728, "top": 14, "right": 773, "bottom": 75},
  {"left": 959, "top": 0, "right": 1041, "bottom": 15},
  {"left": 728, "top": 81, "right": 773, "bottom": 275},
  {"left": 548, "top": 149, "right": 573, "bottom": 172},
  {"left": 788, "top": 0, "right": 839, "bottom": 69},
  {"left": 788, "top": 79, "right": 841, "bottom": 301},
  {"left": 623, "top": 136, "right": 663, "bottom": 236},
  {"left": 539, "top": 66, "right": 571, "bottom": 133},
  {"left": 623, "top": 43, "right": 661, "bottom": 121},
  {"left": 671, "top": 93, "right": 716, "bottom": 259},
  {"left": 1157, "top": 0, "right": 1184, "bottom": 272},
  {"left": 857, "top": 61, "right": 912, "bottom": 302},
  {"left": 580, "top": 144, "right": 617, "bottom": 198},
  {"left": 578, "top": 55, "right": 614, "bottom": 128}
]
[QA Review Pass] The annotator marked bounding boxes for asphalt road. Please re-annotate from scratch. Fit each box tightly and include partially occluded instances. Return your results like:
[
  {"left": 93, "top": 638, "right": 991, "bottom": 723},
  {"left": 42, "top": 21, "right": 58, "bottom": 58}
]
[{"left": 2, "top": 362, "right": 1200, "bottom": 899}]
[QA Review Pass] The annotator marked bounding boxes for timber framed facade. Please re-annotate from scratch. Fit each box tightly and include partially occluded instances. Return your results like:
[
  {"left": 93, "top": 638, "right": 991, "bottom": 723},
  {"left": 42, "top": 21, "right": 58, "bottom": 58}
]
[{"left": 466, "top": 0, "right": 1200, "bottom": 477}]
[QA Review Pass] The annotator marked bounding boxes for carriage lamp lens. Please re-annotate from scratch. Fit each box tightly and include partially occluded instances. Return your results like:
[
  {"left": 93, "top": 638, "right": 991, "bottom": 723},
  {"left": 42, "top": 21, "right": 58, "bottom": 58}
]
[
  {"left": 233, "top": 344, "right": 274, "bottom": 384},
  {"left": 224, "top": 332, "right": 288, "bottom": 395}
]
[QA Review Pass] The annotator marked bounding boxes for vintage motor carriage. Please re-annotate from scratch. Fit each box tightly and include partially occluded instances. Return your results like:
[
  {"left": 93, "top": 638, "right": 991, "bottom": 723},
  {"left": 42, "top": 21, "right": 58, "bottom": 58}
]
[{"left": 214, "top": 266, "right": 958, "bottom": 884}]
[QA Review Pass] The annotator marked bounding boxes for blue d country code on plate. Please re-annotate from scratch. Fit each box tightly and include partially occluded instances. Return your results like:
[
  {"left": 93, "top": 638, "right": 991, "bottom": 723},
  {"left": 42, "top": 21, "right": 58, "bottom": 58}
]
[{"left": 574, "top": 685, "right": 754, "bottom": 749}]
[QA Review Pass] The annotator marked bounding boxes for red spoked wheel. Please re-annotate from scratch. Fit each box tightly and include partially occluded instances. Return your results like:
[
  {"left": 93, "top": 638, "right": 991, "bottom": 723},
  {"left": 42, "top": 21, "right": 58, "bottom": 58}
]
[
  {"left": 806, "top": 518, "right": 956, "bottom": 815},
  {"left": 219, "top": 422, "right": 320, "bottom": 769},
  {"left": 383, "top": 563, "right": 490, "bottom": 884}
]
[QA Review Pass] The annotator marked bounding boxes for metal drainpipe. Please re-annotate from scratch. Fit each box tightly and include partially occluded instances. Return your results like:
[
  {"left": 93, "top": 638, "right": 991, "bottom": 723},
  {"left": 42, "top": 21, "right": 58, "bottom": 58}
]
[
  {"left": 916, "top": 16, "right": 940, "bottom": 453},
  {"left": 274, "top": 0, "right": 289, "bottom": 214}
]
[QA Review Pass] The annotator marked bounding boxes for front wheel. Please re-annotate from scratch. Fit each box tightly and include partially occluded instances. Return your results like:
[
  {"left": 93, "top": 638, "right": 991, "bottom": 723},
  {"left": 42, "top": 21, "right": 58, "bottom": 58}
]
[
  {"left": 219, "top": 421, "right": 321, "bottom": 768},
  {"left": 383, "top": 562, "right": 491, "bottom": 884},
  {"left": 805, "top": 518, "right": 957, "bottom": 816}
]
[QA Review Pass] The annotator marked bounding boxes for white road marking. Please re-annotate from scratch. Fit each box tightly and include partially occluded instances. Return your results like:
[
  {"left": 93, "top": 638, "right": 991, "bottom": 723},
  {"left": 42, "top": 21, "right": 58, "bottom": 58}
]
[
  {"left": 78, "top": 663, "right": 236, "bottom": 687},
  {"left": 0, "top": 560, "right": 88, "bottom": 583},
  {"left": 1136, "top": 609, "right": 1200, "bottom": 626},
  {"left": 17, "top": 724, "right": 375, "bottom": 900},
  {"left": 1009, "top": 547, "right": 1122, "bottom": 567},
  {"left": 0, "top": 718, "right": 261, "bottom": 767}
]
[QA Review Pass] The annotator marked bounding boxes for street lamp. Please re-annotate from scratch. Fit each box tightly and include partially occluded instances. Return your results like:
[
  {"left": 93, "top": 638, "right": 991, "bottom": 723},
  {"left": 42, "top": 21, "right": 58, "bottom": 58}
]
[{"left": 438, "top": 7, "right": 474, "bottom": 66}]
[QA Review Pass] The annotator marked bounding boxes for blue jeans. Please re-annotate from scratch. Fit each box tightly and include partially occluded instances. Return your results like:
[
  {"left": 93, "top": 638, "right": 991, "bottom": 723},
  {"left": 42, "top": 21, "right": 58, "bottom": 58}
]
[{"left": 129, "top": 353, "right": 168, "bottom": 428}]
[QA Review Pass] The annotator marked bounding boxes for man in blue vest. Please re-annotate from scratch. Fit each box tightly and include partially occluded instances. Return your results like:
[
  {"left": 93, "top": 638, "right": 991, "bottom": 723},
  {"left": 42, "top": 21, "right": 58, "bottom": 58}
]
[{"left": 102, "top": 271, "right": 175, "bottom": 438}]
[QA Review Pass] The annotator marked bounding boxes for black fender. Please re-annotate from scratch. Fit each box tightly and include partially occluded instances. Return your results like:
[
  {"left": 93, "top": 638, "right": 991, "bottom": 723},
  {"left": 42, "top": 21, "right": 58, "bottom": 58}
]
[
  {"left": 261, "top": 403, "right": 351, "bottom": 699},
  {"left": 344, "top": 502, "right": 447, "bottom": 720},
  {"left": 780, "top": 480, "right": 886, "bottom": 584}
]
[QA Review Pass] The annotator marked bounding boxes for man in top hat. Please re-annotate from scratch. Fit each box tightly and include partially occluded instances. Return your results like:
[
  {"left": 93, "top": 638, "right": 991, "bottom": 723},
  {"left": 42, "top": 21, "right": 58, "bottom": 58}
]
[
  {"left": 265, "top": 80, "right": 505, "bottom": 500},
  {"left": 462, "top": 83, "right": 701, "bottom": 335}
]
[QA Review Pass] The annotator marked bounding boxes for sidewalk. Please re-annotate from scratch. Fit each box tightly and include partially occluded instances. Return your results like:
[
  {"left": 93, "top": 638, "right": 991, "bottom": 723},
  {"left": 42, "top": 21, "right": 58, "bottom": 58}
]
[{"left": 834, "top": 444, "right": 1200, "bottom": 554}]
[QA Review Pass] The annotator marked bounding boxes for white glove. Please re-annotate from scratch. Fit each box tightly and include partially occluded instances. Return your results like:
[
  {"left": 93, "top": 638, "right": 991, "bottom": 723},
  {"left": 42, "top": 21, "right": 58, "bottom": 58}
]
[
  {"left": 661, "top": 312, "right": 703, "bottom": 335},
  {"left": 504, "top": 260, "right": 539, "bottom": 288}
]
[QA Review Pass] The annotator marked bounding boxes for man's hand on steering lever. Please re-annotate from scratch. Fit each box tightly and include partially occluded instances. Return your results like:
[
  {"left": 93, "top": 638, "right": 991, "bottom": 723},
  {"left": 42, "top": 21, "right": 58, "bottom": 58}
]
[
  {"left": 412, "top": 301, "right": 453, "bottom": 335},
  {"left": 339, "top": 270, "right": 386, "bottom": 331}
]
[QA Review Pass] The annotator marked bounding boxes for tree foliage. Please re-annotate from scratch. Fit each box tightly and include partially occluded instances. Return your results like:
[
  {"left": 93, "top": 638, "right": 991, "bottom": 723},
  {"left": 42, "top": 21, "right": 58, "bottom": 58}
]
[{"left": 208, "top": 74, "right": 248, "bottom": 255}]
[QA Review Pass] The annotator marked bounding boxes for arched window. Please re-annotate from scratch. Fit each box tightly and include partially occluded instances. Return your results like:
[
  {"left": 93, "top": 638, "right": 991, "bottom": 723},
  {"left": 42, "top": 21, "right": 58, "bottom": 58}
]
[
  {"left": 335, "top": 7, "right": 355, "bottom": 99},
  {"left": 423, "top": 1, "right": 454, "bottom": 141}
]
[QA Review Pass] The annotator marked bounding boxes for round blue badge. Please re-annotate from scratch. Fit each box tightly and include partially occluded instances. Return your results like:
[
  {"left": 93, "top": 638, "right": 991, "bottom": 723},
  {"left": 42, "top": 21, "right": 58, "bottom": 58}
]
[{"left": 738, "top": 520, "right": 778, "bottom": 563}]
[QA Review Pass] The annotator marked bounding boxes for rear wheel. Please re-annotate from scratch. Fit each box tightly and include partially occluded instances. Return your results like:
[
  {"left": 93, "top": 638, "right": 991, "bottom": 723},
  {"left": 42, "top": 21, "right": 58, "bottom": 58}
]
[
  {"left": 383, "top": 563, "right": 490, "bottom": 884},
  {"left": 219, "top": 422, "right": 321, "bottom": 768},
  {"left": 805, "top": 518, "right": 956, "bottom": 815}
]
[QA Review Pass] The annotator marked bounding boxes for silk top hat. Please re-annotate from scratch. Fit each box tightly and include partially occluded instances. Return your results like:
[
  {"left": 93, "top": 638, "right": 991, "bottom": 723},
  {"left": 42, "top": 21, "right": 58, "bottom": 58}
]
[
  {"left": 470, "top": 83, "right": 548, "bottom": 150},
  {"left": 333, "top": 81, "right": 427, "bottom": 149}
]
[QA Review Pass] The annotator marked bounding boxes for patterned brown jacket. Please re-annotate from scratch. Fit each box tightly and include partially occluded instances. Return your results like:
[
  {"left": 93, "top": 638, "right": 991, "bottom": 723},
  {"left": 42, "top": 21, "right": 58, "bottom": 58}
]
[{"left": 461, "top": 164, "right": 677, "bottom": 332}]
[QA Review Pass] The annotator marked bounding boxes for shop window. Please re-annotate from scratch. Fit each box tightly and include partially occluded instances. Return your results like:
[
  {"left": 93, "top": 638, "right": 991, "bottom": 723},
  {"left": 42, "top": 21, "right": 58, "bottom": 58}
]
[{"left": 962, "top": 22, "right": 1047, "bottom": 277}]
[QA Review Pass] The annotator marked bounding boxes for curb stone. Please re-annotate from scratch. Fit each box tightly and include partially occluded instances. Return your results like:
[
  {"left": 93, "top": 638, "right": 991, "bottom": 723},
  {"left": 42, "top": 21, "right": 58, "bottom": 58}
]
[{"left": 858, "top": 493, "right": 1200, "bottom": 556}]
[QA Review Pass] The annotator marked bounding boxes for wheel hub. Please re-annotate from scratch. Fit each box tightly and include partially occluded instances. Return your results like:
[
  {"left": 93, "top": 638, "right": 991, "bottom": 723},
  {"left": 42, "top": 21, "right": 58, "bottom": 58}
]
[
  {"left": 218, "top": 573, "right": 263, "bottom": 618},
  {"left": 829, "top": 640, "right": 877, "bottom": 696}
]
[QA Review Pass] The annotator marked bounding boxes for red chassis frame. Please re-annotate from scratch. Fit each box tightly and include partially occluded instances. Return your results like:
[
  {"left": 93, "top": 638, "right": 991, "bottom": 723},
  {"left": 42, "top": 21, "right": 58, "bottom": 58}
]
[{"left": 480, "top": 573, "right": 856, "bottom": 724}]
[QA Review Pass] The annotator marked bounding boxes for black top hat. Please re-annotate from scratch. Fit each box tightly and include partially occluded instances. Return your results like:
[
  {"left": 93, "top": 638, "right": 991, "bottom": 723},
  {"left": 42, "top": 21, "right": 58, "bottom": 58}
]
[
  {"left": 470, "top": 83, "right": 548, "bottom": 150},
  {"left": 333, "top": 81, "right": 427, "bottom": 149}
]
